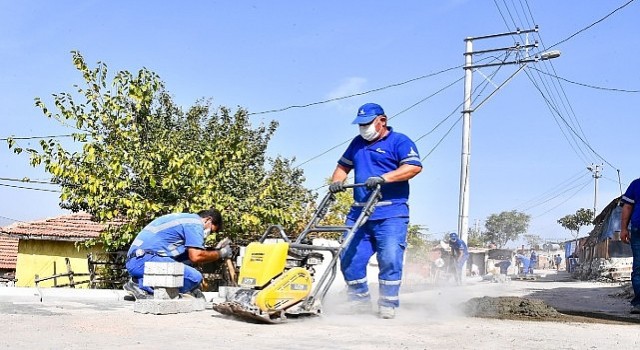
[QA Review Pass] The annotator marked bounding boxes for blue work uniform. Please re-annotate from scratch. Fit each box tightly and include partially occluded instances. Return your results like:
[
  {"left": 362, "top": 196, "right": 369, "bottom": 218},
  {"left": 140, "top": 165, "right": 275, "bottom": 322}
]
[
  {"left": 622, "top": 178, "right": 640, "bottom": 306},
  {"left": 337, "top": 127, "right": 422, "bottom": 308},
  {"left": 125, "top": 213, "right": 207, "bottom": 294},
  {"left": 529, "top": 250, "right": 538, "bottom": 273},
  {"left": 449, "top": 238, "right": 469, "bottom": 283},
  {"left": 495, "top": 260, "right": 511, "bottom": 275},
  {"left": 515, "top": 254, "right": 531, "bottom": 275}
]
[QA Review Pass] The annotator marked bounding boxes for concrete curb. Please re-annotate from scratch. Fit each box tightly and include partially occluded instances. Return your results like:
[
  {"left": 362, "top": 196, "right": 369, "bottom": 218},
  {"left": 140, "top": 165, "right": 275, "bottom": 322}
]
[
  {"left": 0, "top": 287, "right": 129, "bottom": 302},
  {"left": 0, "top": 287, "right": 224, "bottom": 303}
]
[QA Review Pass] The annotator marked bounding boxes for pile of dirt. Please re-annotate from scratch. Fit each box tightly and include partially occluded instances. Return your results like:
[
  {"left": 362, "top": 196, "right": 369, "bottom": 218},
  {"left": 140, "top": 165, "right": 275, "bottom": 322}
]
[{"left": 463, "top": 296, "right": 561, "bottom": 320}]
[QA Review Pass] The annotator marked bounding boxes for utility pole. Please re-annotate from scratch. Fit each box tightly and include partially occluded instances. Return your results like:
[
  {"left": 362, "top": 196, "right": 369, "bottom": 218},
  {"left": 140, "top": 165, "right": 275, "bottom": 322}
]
[
  {"left": 457, "top": 27, "right": 560, "bottom": 246},
  {"left": 587, "top": 164, "right": 602, "bottom": 214}
]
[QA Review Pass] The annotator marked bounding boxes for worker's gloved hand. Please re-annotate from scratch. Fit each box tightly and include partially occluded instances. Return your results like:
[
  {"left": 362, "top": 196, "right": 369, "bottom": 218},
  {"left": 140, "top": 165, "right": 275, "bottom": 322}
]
[
  {"left": 218, "top": 245, "right": 233, "bottom": 259},
  {"left": 365, "top": 176, "right": 385, "bottom": 189},
  {"left": 329, "top": 181, "right": 345, "bottom": 193}
]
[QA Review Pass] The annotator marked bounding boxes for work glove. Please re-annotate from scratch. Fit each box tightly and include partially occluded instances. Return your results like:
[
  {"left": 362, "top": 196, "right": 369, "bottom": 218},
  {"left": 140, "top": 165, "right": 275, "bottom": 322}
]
[
  {"left": 365, "top": 176, "right": 385, "bottom": 189},
  {"left": 329, "top": 181, "right": 345, "bottom": 193},
  {"left": 218, "top": 245, "right": 233, "bottom": 259},
  {"left": 216, "top": 238, "right": 233, "bottom": 259}
]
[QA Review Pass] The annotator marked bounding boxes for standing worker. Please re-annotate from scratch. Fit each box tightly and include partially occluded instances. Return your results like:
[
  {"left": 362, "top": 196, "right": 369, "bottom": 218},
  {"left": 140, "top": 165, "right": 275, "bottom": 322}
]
[
  {"left": 529, "top": 249, "right": 538, "bottom": 274},
  {"left": 448, "top": 232, "right": 469, "bottom": 285},
  {"left": 515, "top": 254, "right": 531, "bottom": 276},
  {"left": 621, "top": 177, "right": 640, "bottom": 313},
  {"left": 329, "top": 102, "right": 422, "bottom": 319},
  {"left": 123, "top": 208, "right": 232, "bottom": 300}
]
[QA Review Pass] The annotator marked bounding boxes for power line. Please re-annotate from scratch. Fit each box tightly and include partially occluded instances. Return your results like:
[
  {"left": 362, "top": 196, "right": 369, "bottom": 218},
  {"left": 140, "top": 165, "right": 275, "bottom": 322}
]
[
  {"left": 514, "top": 169, "right": 590, "bottom": 210},
  {"left": 248, "top": 65, "right": 462, "bottom": 116},
  {"left": 547, "top": 0, "right": 637, "bottom": 50},
  {"left": 0, "top": 215, "right": 24, "bottom": 224},
  {"left": 532, "top": 179, "right": 592, "bottom": 218},
  {"left": 528, "top": 67, "right": 639, "bottom": 93},
  {"left": 293, "top": 73, "right": 466, "bottom": 169},
  {"left": 523, "top": 69, "right": 618, "bottom": 171},
  {"left": 0, "top": 134, "right": 79, "bottom": 141},
  {"left": 0, "top": 177, "right": 58, "bottom": 185},
  {"left": 0, "top": 182, "right": 61, "bottom": 193}
]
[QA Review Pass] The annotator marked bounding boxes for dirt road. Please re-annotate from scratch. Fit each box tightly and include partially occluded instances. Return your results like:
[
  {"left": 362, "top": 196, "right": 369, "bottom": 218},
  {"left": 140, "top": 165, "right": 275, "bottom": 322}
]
[{"left": 2, "top": 271, "right": 640, "bottom": 349}]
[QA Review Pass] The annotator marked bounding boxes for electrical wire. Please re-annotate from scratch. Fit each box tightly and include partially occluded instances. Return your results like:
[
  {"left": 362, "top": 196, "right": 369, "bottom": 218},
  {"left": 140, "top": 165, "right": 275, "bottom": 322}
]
[
  {"left": 523, "top": 69, "right": 619, "bottom": 171},
  {"left": 0, "top": 182, "right": 61, "bottom": 193},
  {"left": 528, "top": 67, "right": 639, "bottom": 93},
  {"left": 514, "top": 169, "right": 590, "bottom": 210},
  {"left": 532, "top": 179, "right": 592, "bottom": 218},
  {"left": 0, "top": 177, "right": 58, "bottom": 185},
  {"left": 293, "top": 73, "right": 466, "bottom": 169},
  {"left": 546, "top": 0, "right": 637, "bottom": 50},
  {"left": 0, "top": 134, "right": 78, "bottom": 141},
  {"left": 248, "top": 65, "right": 463, "bottom": 116}
]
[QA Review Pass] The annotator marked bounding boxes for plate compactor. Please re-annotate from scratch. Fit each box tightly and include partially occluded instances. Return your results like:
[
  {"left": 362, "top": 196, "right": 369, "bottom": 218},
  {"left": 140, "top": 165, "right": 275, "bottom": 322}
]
[{"left": 212, "top": 183, "right": 381, "bottom": 323}]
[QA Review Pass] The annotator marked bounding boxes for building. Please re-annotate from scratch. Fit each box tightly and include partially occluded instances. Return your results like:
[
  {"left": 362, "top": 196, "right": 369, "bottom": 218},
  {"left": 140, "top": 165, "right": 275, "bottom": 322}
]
[{"left": 0, "top": 212, "right": 116, "bottom": 288}]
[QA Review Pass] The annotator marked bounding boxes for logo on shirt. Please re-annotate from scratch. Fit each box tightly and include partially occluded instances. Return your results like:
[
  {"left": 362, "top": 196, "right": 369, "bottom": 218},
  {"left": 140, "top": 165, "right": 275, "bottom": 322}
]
[
  {"left": 375, "top": 148, "right": 386, "bottom": 154},
  {"left": 407, "top": 147, "right": 419, "bottom": 157}
]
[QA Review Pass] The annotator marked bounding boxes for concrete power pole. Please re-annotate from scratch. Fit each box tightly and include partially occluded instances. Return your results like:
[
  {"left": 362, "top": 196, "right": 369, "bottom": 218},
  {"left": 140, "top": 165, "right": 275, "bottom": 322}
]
[
  {"left": 457, "top": 27, "right": 560, "bottom": 246},
  {"left": 587, "top": 164, "right": 602, "bottom": 214}
]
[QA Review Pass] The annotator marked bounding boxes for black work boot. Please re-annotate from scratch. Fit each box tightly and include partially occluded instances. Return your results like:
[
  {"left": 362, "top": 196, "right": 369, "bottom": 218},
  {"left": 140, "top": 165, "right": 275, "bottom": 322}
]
[{"left": 123, "top": 279, "right": 151, "bottom": 300}]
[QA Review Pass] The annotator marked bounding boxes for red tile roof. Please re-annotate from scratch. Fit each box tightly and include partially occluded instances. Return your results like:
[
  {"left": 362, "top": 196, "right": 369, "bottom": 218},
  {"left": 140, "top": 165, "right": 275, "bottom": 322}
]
[
  {"left": 0, "top": 212, "right": 112, "bottom": 242},
  {"left": 0, "top": 235, "right": 18, "bottom": 269}
]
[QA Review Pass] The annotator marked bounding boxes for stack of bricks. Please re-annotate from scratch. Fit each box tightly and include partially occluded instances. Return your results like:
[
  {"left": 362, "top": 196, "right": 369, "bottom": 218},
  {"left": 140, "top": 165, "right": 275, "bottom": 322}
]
[{"left": 133, "top": 262, "right": 206, "bottom": 314}]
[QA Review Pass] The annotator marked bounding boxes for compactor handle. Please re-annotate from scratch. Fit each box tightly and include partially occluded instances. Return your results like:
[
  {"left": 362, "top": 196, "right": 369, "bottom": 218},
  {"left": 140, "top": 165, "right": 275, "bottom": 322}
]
[{"left": 342, "top": 183, "right": 370, "bottom": 189}]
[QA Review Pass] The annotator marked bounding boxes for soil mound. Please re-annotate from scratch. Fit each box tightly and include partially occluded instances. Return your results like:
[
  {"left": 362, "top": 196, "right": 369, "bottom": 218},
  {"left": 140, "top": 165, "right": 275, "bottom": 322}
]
[{"left": 463, "top": 296, "right": 561, "bottom": 320}]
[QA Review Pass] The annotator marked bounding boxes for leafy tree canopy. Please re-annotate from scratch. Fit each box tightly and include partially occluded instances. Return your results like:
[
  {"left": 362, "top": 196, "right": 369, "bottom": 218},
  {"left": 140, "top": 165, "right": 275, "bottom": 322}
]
[
  {"left": 557, "top": 208, "right": 594, "bottom": 239},
  {"left": 7, "top": 51, "right": 314, "bottom": 250},
  {"left": 484, "top": 210, "right": 531, "bottom": 248}
]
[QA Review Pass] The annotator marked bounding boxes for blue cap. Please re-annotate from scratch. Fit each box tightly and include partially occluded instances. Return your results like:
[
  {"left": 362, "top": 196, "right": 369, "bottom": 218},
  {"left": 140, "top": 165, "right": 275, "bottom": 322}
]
[
  {"left": 352, "top": 103, "right": 385, "bottom": 125},
  {"left": 449, "top": 232, "right": 458, "bottom": 242}
]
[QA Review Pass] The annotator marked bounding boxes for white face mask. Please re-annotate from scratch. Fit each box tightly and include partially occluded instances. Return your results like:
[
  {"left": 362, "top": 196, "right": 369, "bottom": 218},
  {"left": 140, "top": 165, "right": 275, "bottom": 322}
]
[
  {"left": 359, "top": 122, "right": 379, "bottom": 141},
  {"left": 203, "top": 227, "right": 212, "bottom": 238}
]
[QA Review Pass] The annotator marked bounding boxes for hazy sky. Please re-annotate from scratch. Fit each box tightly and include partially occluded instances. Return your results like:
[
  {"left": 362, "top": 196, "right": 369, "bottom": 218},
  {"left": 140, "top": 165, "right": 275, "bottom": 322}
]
[{"left": 1, "top": 1, "right": 638, "bottom": 243}]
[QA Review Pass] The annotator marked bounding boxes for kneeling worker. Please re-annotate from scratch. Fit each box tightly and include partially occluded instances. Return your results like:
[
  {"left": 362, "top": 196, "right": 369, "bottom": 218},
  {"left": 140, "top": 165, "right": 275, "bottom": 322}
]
[{"left": 123, "top": 208, "right": 232, "bottom": 299}]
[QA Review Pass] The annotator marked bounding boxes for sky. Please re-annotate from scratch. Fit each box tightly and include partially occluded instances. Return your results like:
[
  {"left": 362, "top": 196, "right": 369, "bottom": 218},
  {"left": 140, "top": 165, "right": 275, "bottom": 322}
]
[{"left": 0, "top": 1, "right": 638, "bottom": 245}]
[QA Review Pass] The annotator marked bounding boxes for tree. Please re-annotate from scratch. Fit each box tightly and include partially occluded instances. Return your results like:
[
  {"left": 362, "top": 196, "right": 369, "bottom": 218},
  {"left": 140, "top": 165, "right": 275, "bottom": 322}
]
[
  {"left": 467, "top": 226, "right": 484, "bottom": 248},
  {"left": 557, "top": 208, "right": 594, "bottom": 239},
  {"left": 484, "top": 210, "right": 531, "bottom": 248},
  {"left": 7, "top": 52, "right": 314, "bottom": 250},
  {"left": 522, "top": 234, "right": 542, "bottom": 249}
]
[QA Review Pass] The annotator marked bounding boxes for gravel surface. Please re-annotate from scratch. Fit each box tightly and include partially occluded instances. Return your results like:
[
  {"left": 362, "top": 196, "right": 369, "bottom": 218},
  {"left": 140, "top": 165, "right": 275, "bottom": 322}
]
[{"left": 2, "top": 271, "right": 640, "bottom": 349}]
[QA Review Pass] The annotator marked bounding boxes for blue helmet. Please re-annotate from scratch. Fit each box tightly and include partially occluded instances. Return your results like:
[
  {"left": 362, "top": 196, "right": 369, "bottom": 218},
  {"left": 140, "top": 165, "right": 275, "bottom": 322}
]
[{"left": 449, "top": 232, "right": 458, "bottom": 242}]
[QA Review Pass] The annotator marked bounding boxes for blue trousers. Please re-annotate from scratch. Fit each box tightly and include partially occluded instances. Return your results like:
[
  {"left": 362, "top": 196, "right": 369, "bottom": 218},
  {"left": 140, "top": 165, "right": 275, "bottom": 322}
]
[
  {"left": 630, "top": 226, "right": 640, "bottom": 306},
  {"left": 125, "top": 254, "right": 203, "bottom": 294},
  {"left": 340, "top": 217, "right": 408, "bottom": 308}
]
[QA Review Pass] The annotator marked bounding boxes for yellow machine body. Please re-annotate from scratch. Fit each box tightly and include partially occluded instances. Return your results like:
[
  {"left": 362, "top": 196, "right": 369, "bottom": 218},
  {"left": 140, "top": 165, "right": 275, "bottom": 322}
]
[
  {"left": 238, "top": 242, "right": 289, "bottom": 288},
  {"left": 235, "top": 241, "right": 313, "bottom": 313},
  {"left": 254, "top": 267, "right": 312, "bottom": 312}
]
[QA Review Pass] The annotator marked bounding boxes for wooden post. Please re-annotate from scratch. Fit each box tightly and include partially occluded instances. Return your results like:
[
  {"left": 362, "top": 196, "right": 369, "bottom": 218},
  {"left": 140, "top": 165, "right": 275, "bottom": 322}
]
[
  {"left": 65, "top": 258, "right": 75, "bottom": 288},
  {"left": 53, "top": 261, "right": 57, "bottom": 287}
]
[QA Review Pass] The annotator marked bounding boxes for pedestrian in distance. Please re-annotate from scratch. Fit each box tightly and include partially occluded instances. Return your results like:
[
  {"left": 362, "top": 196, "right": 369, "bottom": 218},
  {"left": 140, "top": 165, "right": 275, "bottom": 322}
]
[
  {"left": 329, "top": 102, "right": 422, "bottom": 319},
  {"left": 621, "top": 178, "right": 640, "bottom": 314},
  {"left": 448, "top": 232, "right": 469, "bottom": 285},
  {"left": 554, "top": 254, "right": 562, "bottom": 271},
  {"left": 123, "top": 208, "right": 232, "bottom": 300},
  {"left": 529, "top": 249, "right": 538, "bottom": 274}
]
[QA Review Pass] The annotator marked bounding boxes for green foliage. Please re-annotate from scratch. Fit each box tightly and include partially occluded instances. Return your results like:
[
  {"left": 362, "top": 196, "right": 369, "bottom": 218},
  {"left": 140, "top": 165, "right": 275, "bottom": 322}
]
[
  {"left": 467, "top": 226, "right": 484, "bottom": 248},
  {"left": 7, "top": 51, "right": 314, "bottom": 250},
  {"left": 484, "top": 210, "right": 531, "bottom": 248},
  {"left": 557, "top": 208, "right": 594, "bottom": 239}
]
